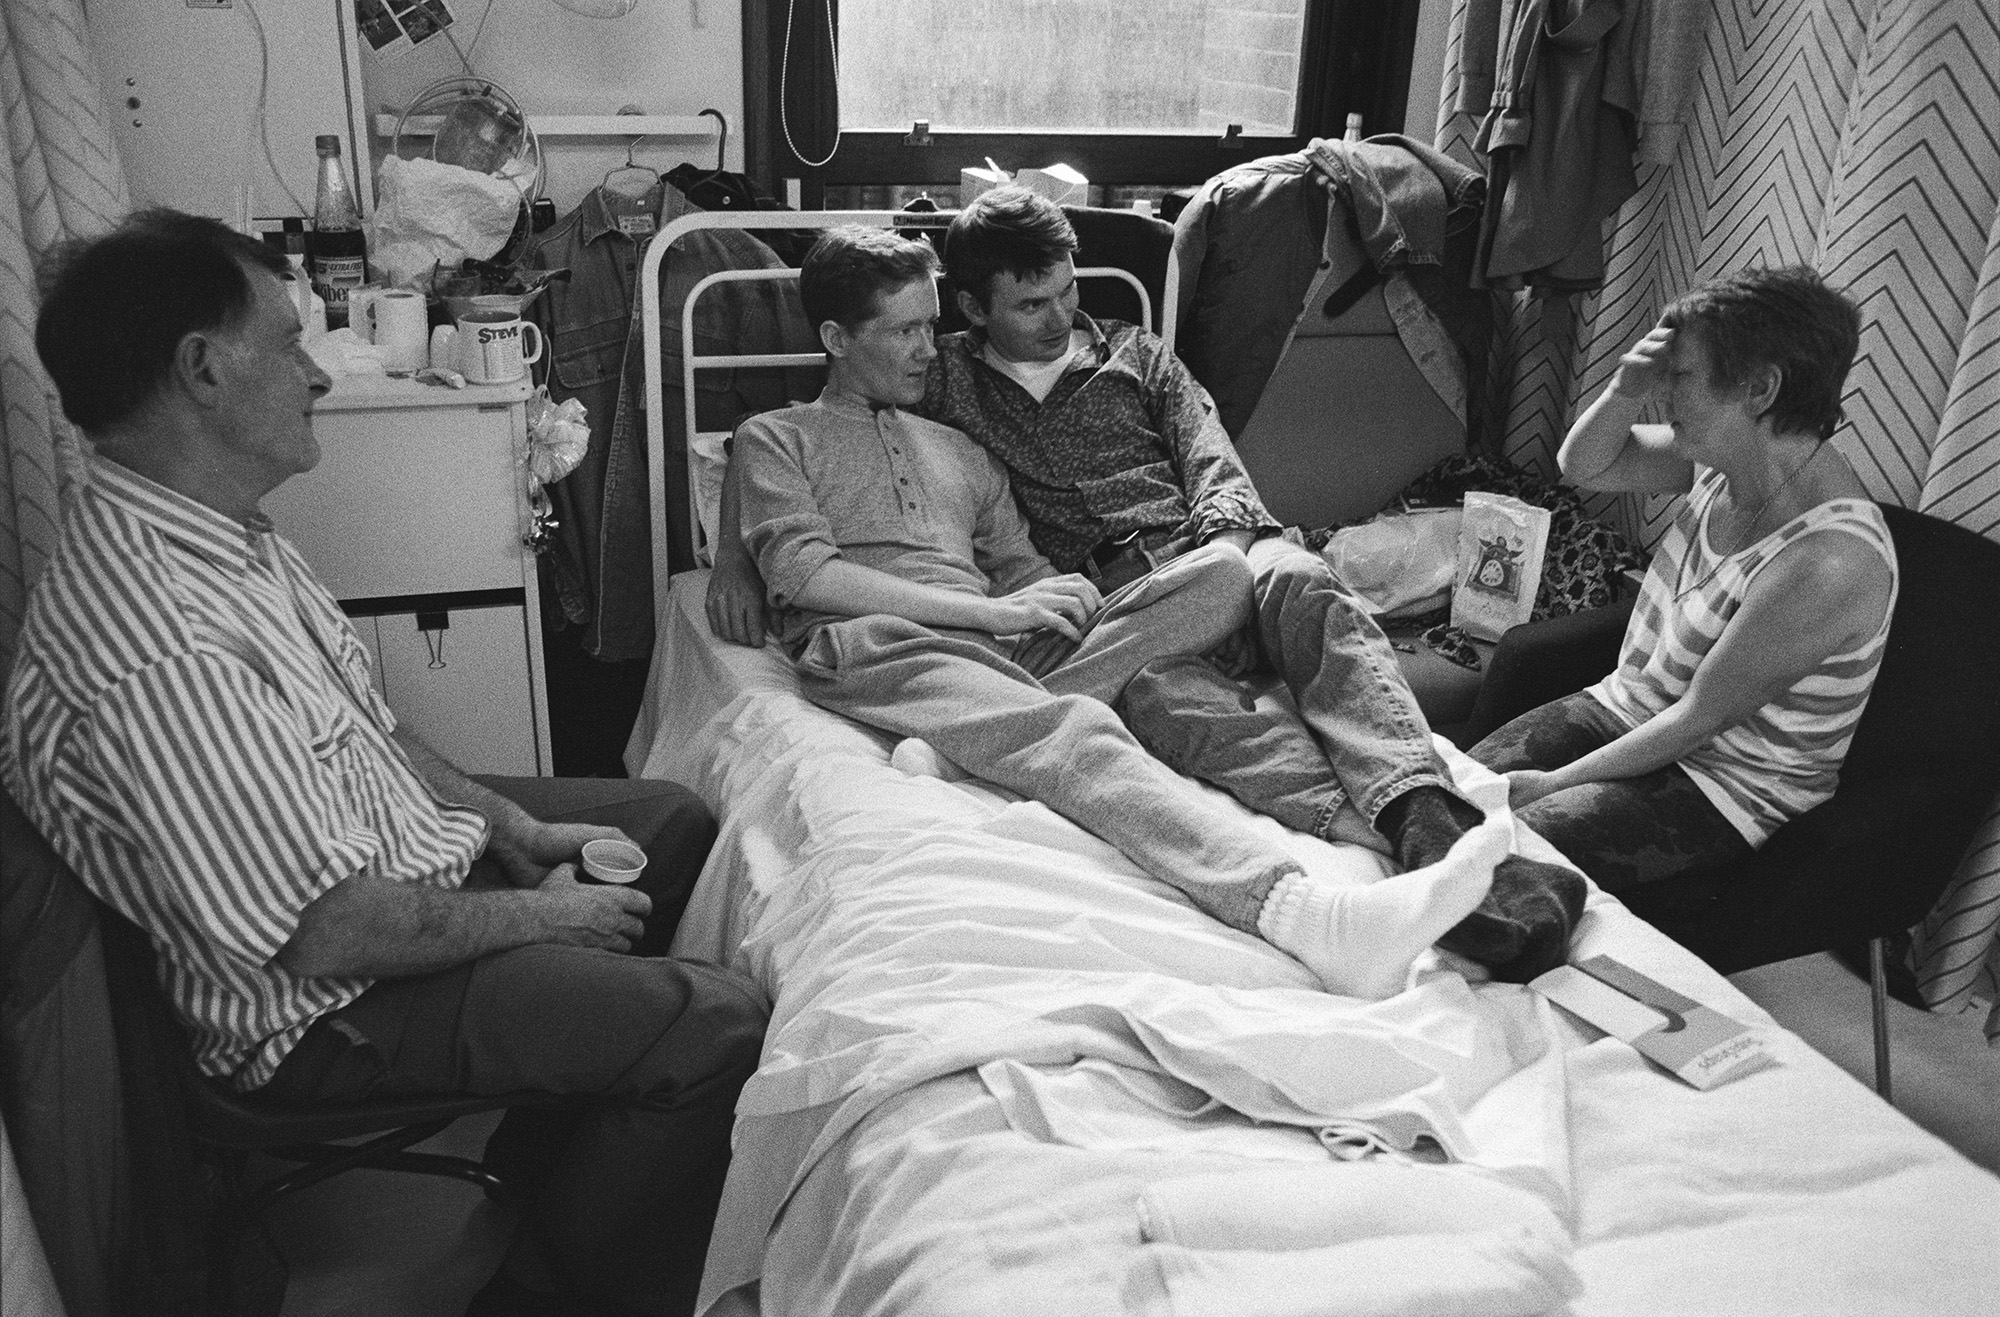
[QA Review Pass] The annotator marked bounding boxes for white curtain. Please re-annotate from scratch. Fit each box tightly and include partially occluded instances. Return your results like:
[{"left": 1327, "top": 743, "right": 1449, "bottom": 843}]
[
  {"left": 0, "top": 1, "right": 124, "bottom": 1310},
  {"left": 1437, "top": 0, "right": 2000, "bottom": 1038},
  {"left": 0, "top": 0, "right": 126, "bottom": 680}
]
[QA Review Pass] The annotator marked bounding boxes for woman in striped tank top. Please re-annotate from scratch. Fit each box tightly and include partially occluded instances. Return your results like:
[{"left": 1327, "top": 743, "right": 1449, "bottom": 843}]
[{"left": 1469, "top": 266, "right": 1898, "bottom": 894}]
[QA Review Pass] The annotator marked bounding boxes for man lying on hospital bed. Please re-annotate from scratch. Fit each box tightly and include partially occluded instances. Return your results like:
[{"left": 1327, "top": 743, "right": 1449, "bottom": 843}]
[
  {"left": 709, "top": 188, "right": 1585, "bottom": 983},
  {"left": 731, "top": 224, "right": 1518, "bottom": 999}
]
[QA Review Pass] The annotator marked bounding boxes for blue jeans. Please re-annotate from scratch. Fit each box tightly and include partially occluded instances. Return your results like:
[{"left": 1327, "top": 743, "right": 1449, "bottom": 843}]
[
  {"left": 792, "top": 545, "right": 1297, "bottom": 933},
  {"left": 1119, "top": 536, "right": 1455, "bottom": 840}
]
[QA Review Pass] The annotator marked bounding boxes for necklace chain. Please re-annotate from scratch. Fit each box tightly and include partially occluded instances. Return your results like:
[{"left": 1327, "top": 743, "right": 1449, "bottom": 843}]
[{"left": 1670, "top": 447, "right": 1823, "bottom": 603}]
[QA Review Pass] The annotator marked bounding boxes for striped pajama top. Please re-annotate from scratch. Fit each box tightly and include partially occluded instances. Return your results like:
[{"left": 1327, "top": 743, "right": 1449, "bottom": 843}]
[
  {"left": 1586, "top": 466, "right": 1898, "bottom": 846},
  {"left": 0, "top": 458, "right": 486, "bottom": 1089}
]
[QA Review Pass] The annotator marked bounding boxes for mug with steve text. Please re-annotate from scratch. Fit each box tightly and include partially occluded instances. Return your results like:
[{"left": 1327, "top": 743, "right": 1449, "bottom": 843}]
[{"left": 435, "top": 310, "right": 544, "bottom": 383}]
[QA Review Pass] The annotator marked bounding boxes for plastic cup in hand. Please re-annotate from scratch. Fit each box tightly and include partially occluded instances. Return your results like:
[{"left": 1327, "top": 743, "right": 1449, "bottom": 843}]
[{"left": 580, "top": 838, "right": 647, "bottom": 884}]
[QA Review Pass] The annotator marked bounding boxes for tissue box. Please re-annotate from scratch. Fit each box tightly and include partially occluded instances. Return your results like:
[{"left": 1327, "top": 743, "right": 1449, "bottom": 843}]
[
  {"left": 1531, "top": 955, "right": 1778, "bottom": 1090},
  {"left": 1015, "top": 163, "right": 1088, "bottom": 206},
  {"left": 960, "top": 162, "right": 1012, "bottom": 203}
]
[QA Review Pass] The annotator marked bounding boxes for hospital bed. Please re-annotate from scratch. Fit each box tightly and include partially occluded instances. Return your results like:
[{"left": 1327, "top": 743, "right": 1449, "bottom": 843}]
[{"left": 630, "top": 210, "right": 2000, "bottom": 1316}]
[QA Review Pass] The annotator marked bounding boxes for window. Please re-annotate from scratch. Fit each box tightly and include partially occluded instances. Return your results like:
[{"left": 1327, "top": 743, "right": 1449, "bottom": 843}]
[
  {"left": 838, "top": 0, "right": 1309, "bottom": 138},
  {"left": 745, "top": 0, "right": 1421, "bottom": 204}
]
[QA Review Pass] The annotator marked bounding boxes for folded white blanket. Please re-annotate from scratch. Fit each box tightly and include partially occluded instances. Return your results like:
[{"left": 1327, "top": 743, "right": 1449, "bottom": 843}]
[
  {"left": 1136, "top": 1161, "right": 1569, "bottom": 1252},
  {"left": 1124, "top": 1229, "right": 1581, "bottom": 1317}
]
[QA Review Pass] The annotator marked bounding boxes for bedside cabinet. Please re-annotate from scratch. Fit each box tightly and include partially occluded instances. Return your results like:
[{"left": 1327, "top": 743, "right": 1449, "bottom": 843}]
[{"left": 265, "top": 375, "right": 552, "bottom": 776}]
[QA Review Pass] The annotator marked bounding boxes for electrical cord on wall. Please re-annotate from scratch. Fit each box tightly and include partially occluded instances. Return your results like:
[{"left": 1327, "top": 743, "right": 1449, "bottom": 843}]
[
  {"left": 238, "top": 0, "right": 310, "bottom": 215},
  {"left": 781, "top": 0, "right": 840, "bottom": 169},
  {"left": 463, "top": 0, "right": 497, "bottom": 65},
  {"left": 441, "top": 24, "right": 476, "bottom": 74}
]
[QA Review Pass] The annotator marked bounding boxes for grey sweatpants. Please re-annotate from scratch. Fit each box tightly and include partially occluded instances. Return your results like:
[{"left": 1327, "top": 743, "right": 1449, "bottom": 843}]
[{"left": 793, "top": 543, "right": 1302, "bottom": 932}]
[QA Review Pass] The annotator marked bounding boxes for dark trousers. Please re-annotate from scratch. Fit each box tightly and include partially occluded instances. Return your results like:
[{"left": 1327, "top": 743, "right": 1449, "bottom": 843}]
[
  {"left": 1469, "top": 693, "right": 1752, "bottom": 893},
  {"left": 262, "top": 777, "right": 768, "bottom": 1317}
]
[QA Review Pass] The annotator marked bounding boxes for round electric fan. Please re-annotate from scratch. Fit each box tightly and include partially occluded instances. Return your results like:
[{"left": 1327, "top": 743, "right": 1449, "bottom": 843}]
[{"left": 392, "top": 75, "right": 544, "bottom": 204}]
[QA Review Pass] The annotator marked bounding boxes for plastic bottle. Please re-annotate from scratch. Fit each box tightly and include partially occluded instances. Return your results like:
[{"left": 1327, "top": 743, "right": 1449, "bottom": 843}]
[
  {"left": 308, "top": 135, "right": 368, "bottom": 330},
  {"left": 1344, "top": 113, "right": 1364, "bottom": 143}
]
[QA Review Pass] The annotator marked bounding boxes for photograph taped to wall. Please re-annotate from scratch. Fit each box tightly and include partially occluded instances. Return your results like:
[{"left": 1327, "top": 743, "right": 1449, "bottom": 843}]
[
  {"left": 355, "top": 0, "right": 404, "bottom": 51},
  {"left": 388, "top": 0, "right": 454, "bottom": 46}
]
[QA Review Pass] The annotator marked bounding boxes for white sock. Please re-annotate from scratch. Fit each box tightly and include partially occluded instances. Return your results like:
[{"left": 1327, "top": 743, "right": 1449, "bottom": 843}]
[
  {"left": 890, "top": 737, "right": 973, "bottom": 782},
  {"left": 1258, "top": 815, "right": 1509, "bottom": 998}
]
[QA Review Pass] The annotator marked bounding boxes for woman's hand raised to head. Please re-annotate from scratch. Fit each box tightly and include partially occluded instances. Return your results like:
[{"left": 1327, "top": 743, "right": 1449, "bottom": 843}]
[{"left": 1609, "top": 324, "right": 1676, "bottom": 403}]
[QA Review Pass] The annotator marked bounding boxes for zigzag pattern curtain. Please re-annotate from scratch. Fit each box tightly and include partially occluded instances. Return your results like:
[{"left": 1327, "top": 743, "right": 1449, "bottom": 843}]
[
  {"left": 0, "top": 0, "right": 125, "bottom": 680},
  {"left": 1437, "top": 0, "right": 2000, "bottom": 1038}
]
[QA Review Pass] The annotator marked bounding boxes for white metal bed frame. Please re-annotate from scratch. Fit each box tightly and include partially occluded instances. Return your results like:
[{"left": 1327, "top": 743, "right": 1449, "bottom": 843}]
[{"left": 638, "top": 208, "right": 1172, "bottom": 590}]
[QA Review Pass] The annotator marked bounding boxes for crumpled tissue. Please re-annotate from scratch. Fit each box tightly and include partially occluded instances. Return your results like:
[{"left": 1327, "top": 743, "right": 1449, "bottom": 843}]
[
  {"left": 369, "top": 154, "right": 525, "bottom": 288},
  {"left": 306, "top": 328, "right": 387, "bottom": 378}
]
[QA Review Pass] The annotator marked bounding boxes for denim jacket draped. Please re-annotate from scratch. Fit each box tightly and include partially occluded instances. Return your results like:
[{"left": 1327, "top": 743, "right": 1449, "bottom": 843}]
[{"left": 526, "top": 184, "right": 818, "bottom": 660}]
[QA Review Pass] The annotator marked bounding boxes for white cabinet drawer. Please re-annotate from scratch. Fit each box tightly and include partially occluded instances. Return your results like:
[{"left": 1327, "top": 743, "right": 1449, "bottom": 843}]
[
  {"left": 269, "top": 398, "right": 527, "bottom": 599},
  {"left": 360, "top": 604, "right": 541, "bottom": 777}
]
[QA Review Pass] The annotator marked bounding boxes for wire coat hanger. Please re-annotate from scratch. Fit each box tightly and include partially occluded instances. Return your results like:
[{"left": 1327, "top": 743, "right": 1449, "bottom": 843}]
[
  {"left": 601, "top": 132, "right": 660, "bottom": 200},
  {"left": 680, "top": 109, "right": 730, "bottom": 190}
]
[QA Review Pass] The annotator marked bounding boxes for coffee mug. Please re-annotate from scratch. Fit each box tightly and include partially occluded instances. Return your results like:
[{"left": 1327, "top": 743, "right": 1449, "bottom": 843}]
[
  {"left": 446, "top": 310, "right": 543, "bottom": 383},
  {"left": 345, "top": 283, "right": 388, "bottom": 340}
]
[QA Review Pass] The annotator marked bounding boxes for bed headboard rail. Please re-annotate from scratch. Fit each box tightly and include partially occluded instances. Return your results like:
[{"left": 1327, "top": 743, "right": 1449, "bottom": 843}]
[{"left": 640, "top": 209, "right": 1180, "bottom": 594}]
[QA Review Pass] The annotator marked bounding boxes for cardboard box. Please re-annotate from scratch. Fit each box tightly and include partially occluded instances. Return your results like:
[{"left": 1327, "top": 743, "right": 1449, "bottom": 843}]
[
  {"left": 1531, "top": 955, "right": 1778, "bottom": 1090},
  {"left": 960, "top": 161, "right": 1011, "bottom": 203},
  {"left": 1015, "top": 163, "right": 1088, "bottom": 206}
]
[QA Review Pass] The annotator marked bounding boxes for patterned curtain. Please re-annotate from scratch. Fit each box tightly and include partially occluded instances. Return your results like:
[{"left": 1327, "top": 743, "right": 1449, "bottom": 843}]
[
  {"left": 0, "top": 0, "right": 126, "bottom": 681},
  {"left": 1437, "top": 0, "right": 2000, "bottom": 1038}
]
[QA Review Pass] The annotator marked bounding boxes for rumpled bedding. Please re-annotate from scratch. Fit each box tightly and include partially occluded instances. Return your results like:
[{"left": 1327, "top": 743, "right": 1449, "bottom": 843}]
[{"left": 630, "top": 571, "right": 2000, "bottom": 1317}]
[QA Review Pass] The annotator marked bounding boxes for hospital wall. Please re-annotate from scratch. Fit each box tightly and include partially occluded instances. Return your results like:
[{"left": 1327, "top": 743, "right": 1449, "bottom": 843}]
[{"left": 92, "top": 0, "right": 1451, "bottom": 227}]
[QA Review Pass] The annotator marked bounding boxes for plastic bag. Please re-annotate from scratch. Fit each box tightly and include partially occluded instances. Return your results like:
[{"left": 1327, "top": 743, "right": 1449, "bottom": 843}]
[
  {"left": 1451, "top": 492, "right": 1552, "bottom": 641},
  {"left": 369, "top": 154, "right": 524, "bottom": 288},
  {"left": 1320, "top": 507, "right": 1463, "bottom": 616},
  {"left": 524, "top": 386, "right": 588, "bottom": 487}
]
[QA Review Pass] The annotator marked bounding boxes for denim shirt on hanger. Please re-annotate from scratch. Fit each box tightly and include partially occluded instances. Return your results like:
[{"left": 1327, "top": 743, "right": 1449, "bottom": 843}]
[{"left": 526, "top": 183, "right": 818, "bottom": 661}]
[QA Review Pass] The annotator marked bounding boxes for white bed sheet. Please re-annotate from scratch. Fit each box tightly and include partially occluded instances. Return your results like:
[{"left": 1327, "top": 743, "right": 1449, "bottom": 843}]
[{"left": 631, "top": 570, "right": 2000, "bottom": 1316}]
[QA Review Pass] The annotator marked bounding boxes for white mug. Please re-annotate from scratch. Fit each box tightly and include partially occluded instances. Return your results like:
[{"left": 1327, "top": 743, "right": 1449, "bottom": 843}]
[
  {"left": 444, "top": 310, "right": 543, "bottom": 383},
  {"left": 345, "top": 283, "right": 388, "bottom": 340}
]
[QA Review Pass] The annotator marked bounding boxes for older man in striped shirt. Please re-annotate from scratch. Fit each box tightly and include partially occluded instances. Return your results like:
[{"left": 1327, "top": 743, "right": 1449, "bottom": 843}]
[{"left": 1, "top": 210, "right": 766, "bottom": 1317}]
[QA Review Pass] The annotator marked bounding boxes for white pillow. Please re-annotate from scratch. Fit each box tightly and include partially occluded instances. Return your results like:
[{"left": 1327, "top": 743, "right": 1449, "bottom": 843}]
[{"left": 690, "top": 429, "right": 731, "bottom": 567}]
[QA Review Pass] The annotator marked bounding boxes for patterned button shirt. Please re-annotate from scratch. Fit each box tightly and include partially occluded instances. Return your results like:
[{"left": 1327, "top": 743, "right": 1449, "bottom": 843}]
[
  {"left": 923, "top": 313, "right": 1281, "bottom": 574},
  {"left": 1, "top": 459, "right": 487, "bottom": 1089}
]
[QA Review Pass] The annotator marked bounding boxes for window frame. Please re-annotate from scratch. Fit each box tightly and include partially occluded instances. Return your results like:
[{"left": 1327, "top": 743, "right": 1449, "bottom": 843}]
[{"left": 742, "top": 0, "right": 1423, "bottom": 205}]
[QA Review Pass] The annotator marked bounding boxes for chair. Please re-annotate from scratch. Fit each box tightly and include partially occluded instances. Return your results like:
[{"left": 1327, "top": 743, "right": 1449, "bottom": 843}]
[
  {"left": 0, "top": 792, "right": 550, "bottom": 1311},
  {"left": 1467, "top": 505, "right": 2000, "bottom": 1101}
]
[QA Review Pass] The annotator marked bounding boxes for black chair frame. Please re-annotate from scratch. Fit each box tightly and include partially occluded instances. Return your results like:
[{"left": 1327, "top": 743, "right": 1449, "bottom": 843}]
[
  {"left": 92, "top": 897, "right": 558, "bottom": 1310},
  {"left": 1461, "top": 504, "right": 2000, "bottom": 1103}
]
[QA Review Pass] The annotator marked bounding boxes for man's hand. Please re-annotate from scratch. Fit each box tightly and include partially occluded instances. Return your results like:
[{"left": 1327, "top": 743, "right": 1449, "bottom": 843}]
[
  {"left": 488, "top": 821, "right": 636, "bottom": 889},
  {"left": 705, "top": 541, "right": 770, "bottom": 648},
  {"left": 986, "top": 574, "right": 1103, "bottom": 640},
  {"left": 531, "top": 865, "right": 652, "bottom": 952}
]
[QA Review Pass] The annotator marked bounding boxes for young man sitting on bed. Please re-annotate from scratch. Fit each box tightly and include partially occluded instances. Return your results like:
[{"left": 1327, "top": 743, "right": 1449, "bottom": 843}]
[
  {"left": 731, "top": 224, "right": 1515, "bottom": 1000},
  {"left": 709, "top": 190, "right": 1586, "bottom": 984}
]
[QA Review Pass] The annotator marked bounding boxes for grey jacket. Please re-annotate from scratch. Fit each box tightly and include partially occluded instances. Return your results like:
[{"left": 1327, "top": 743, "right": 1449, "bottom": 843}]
[{"left": 1171, "top": 136, "right": 1488, "bottom": 443}]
